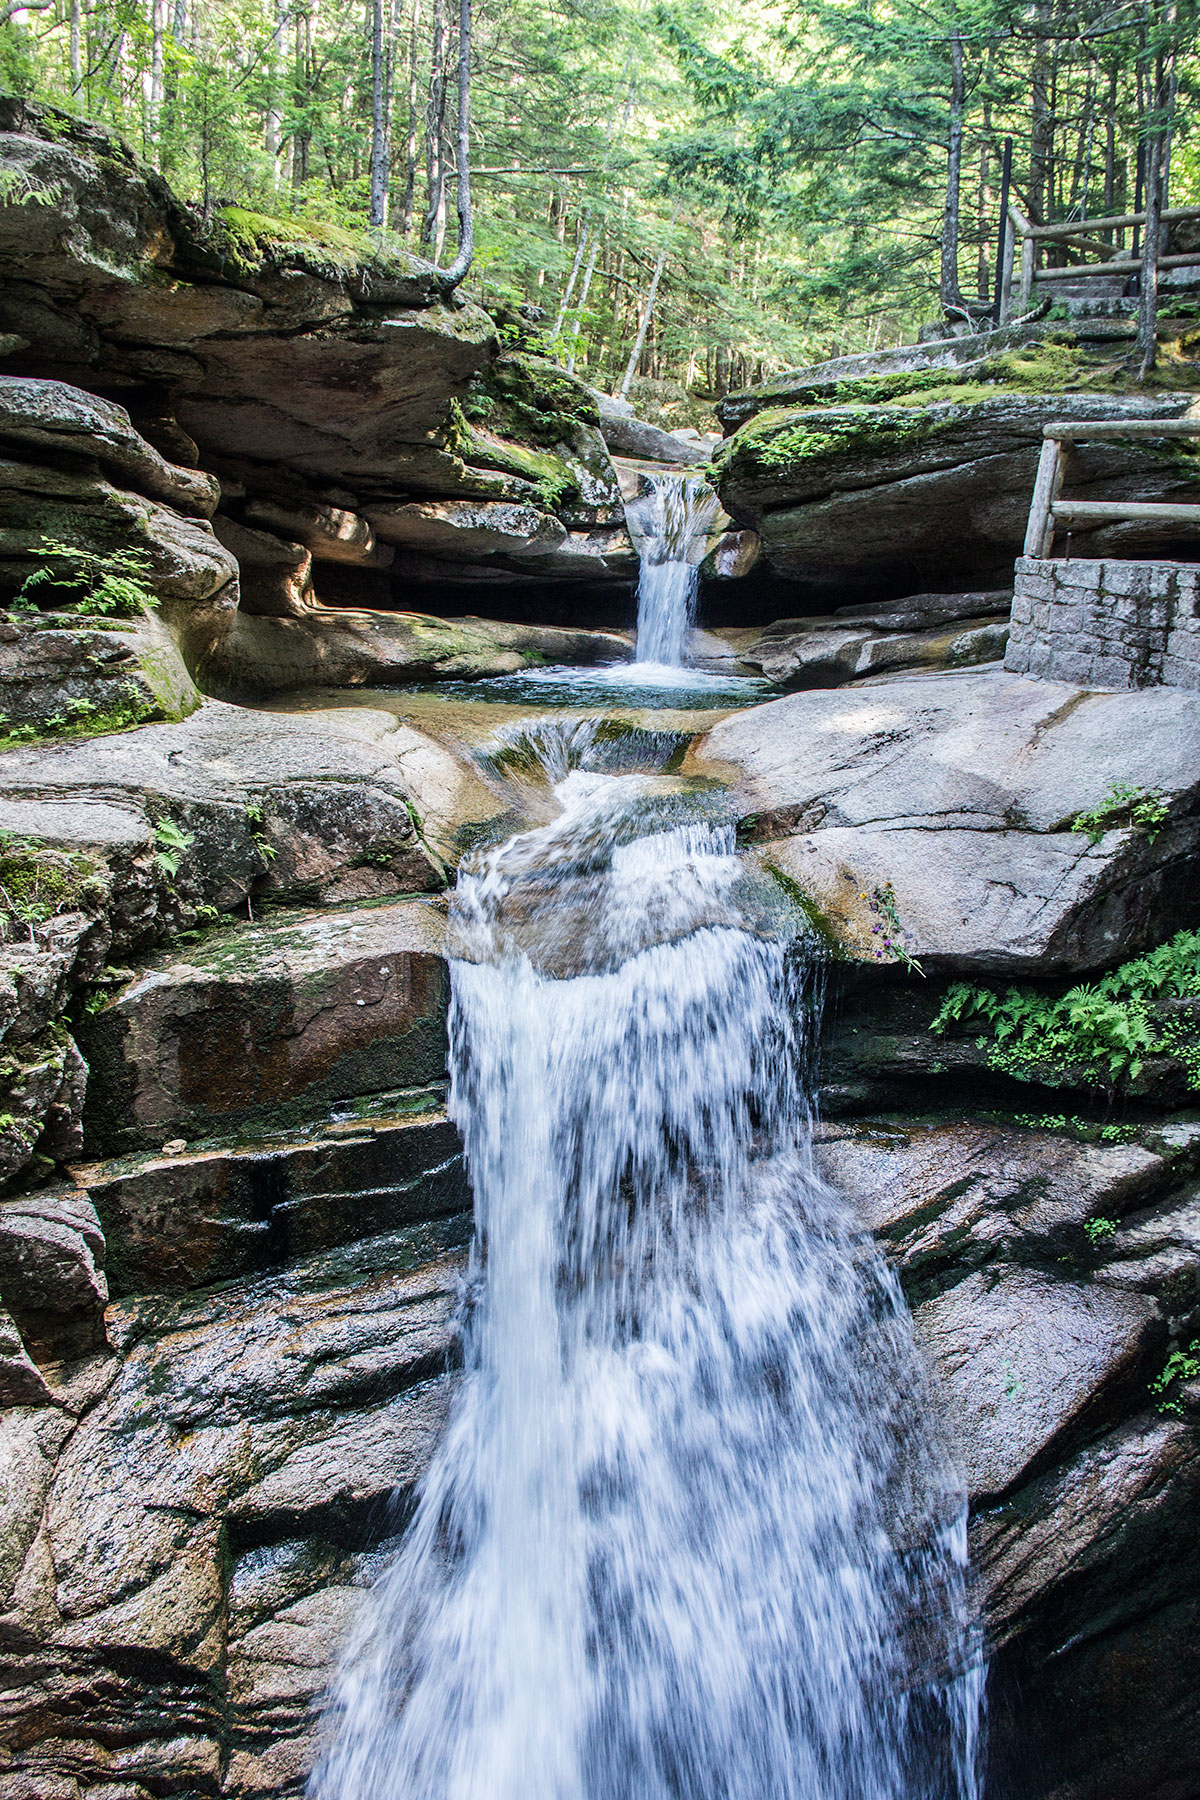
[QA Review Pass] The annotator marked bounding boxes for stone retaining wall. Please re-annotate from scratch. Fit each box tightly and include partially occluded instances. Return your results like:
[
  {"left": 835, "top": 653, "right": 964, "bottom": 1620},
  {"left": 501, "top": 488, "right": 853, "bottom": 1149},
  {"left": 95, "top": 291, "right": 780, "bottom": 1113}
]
[{"left": 1005, "top": 555, "right": 1200, "bottom": 689}]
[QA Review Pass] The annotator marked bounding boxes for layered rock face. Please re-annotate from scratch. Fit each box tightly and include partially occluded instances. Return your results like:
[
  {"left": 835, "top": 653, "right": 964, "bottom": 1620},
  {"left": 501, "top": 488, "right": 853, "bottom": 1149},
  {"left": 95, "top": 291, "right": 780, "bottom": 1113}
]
[
  {"left": 0, "top": 99, "right": 639, "bottom": 693},
  {"left": 710, "top": 323, "right": 1200, "bottom": 611},
  {"left": 0, "top": 700, "right": 509, "bottom": 1799}
]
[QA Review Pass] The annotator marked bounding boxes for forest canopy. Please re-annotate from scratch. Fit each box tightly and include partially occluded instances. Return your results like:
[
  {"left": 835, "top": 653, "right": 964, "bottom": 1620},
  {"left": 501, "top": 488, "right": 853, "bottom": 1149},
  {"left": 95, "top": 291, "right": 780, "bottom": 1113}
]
[{"left": 1, "top": 0, "right": 1197, "bottom": 408}]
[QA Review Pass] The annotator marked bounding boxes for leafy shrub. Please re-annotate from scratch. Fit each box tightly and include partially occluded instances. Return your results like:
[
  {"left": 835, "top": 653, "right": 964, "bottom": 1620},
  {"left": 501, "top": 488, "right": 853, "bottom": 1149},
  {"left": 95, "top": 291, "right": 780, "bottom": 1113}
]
[
  {"left": 15, "top": 538, "right": 159, "bottom": 617},
  {"left": 1072, "top": 782, "right": 1169, "bottom": 846},
  {"left": 932, "top": 928, "right": 1200, "bottom": 1090}
]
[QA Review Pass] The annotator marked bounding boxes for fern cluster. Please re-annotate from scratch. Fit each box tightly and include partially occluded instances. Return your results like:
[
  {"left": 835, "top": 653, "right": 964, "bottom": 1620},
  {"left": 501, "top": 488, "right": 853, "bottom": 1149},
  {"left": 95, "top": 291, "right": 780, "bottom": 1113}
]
[
  {"left": 14, "top": 539, "right": 158, "bottom": 618},
  {"left": 932, "top": 929, "right": 1200, "bottom": 1089}
]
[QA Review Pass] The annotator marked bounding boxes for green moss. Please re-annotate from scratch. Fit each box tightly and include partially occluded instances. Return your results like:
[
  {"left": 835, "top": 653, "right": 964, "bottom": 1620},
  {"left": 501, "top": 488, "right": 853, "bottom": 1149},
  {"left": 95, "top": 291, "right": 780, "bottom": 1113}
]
[
  {"left": 714, "top": 403, "right": 941, "bottom": 476},
  {"left": 0, "top": 835, "right": 106, "bottom": 934},
  {"left": 466, "top": 352, "right": 599, "bottom": 447},
  {"left": 214, "top": 205, "right": 374, "bottom": 276},
  {"left": 760, "top": 863, "right": 850, "bottom": 959},
  {"left": 718, "top": 332, "right": 1200, "bottom": 479}
]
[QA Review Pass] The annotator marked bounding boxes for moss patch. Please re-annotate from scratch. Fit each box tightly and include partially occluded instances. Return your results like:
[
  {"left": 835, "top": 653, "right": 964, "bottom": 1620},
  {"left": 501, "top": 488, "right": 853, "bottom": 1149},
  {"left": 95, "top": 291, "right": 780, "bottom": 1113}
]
[
  {"left": 464, "top": 352, "right": 599, "bottom": 446},
  {"left": 0, "top": 834, "right": 107, "bottom": 936},
  {"left": 212, "top": 205, "right": 415, "bottom": 281}
]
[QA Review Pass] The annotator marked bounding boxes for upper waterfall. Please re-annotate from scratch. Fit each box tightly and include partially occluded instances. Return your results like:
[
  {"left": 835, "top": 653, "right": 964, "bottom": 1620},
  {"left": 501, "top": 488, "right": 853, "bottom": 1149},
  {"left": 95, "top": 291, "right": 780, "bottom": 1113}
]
[{"left": 628, "top": 471, "right": 720, "bottom": 668}]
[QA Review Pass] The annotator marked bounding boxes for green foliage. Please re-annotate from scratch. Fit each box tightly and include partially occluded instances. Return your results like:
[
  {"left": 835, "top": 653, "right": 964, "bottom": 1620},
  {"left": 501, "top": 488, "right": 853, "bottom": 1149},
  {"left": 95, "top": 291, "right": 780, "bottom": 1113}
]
[
  {"left": 1149, "top": 1341, "right": 1200, "bottom": 1416},
  {"left": 932, "top": 928, "right": 1200, "bottom": 1092},
  {"left": 0, "top": 683, "right": 159, "bottom": 749},
  {"left": 151, "top": 815, "right": 195, "bottom": 878},
  {"left": 1084, "top": 1216, "right": 1118, "bottom": 1245},
  {"left": 0, "top": 833, "right": 105, "bottom": 938},
  {"left": 1014, "top": 1112, "right": 1137, "bottom": 1143},
  {"left": 244, "top": 801, "right": 276, "bottom": 864},
  {"left": 15, "top": 539, "right": 159, "bottom": 618},
  {"left": 1072, "top": 784, "right": 1170, "bottom": 847},
  {"left": 0, "top": 168, "right": 60, "bottom": 208}
]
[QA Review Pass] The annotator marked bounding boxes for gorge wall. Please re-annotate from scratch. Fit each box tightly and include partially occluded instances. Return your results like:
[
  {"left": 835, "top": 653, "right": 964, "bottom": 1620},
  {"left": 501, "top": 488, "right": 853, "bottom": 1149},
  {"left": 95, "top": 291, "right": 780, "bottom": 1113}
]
[{"left": 1, "top": 95, "right": 1200, "bottom": 1800}]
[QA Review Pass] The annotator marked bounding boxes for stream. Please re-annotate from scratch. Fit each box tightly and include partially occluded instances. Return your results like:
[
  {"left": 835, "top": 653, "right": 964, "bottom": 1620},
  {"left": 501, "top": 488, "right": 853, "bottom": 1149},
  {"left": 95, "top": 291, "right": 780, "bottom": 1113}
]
[{"left": 308, "top": 473, "right": 986, "bottom": 1800}]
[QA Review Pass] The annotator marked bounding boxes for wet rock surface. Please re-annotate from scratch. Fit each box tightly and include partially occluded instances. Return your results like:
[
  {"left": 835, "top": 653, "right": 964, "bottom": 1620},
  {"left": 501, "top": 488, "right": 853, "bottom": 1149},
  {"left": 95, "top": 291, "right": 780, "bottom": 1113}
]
[
  {"left": 815, "top": 1110, "right": 1200, "bottom": 1800},
  {"left": 693, "top": 670, "right": 1200, "bottom": 974}
]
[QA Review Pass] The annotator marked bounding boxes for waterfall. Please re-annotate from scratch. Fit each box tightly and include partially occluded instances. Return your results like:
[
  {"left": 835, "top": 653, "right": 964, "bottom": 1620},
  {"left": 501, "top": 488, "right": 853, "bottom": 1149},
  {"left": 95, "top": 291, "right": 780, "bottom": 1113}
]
[
  {"left": 311, "top": 731, "right": 985, "bottom": 1800},
  {"left": 629, "top": 472, "right": 720, "bottom": 668}
]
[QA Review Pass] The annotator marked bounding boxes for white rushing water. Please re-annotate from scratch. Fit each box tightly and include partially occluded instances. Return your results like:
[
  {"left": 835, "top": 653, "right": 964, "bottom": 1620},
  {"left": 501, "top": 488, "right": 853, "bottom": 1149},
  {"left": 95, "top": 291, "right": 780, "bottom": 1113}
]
[
  {"left": 311, "top": 732, "right": 985, "bottom": 1800},
  {"left": 628, "top": 471, "right": 721, "bottom": 668}
]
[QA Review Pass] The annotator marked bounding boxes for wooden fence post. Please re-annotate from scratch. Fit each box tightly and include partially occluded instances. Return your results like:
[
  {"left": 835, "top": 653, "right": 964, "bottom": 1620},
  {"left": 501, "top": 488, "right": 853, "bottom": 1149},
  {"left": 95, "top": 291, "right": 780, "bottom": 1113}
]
[{"left": 1024, "top": 437, "right": 1063, "bottom": 558}]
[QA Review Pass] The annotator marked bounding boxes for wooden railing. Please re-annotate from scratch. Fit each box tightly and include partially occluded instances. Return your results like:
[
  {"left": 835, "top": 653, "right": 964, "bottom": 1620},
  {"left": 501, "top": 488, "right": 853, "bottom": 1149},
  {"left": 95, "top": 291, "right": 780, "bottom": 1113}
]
[
  {"left": 1023, "top": 417, "right": 1200, "bottom": 558},
  {"left": 997, "top": 202, "right": 1200, "bottom": 322}
]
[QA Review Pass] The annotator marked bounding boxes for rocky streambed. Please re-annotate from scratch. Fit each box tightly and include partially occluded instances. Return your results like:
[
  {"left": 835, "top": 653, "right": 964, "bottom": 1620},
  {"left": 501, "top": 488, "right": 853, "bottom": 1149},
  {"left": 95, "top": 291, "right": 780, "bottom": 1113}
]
[
  {"left": 0, "top": 667, "right": 1199, "bottom": 1800},
  {"left": 1, "top": 87, "right": 1200, "bottom": 1800}
]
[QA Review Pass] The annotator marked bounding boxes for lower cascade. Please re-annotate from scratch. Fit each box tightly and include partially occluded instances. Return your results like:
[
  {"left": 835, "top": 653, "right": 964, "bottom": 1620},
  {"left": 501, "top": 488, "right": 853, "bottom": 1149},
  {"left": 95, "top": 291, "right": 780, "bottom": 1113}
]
[{"left": 310, "top": 729, "right": 985, "bottom": 1800}]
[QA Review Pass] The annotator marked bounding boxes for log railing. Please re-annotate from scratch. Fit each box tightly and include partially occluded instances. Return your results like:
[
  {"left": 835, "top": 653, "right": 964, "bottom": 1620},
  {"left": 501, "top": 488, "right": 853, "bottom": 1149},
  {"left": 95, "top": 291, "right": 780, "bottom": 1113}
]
[
  {"left": 1023, "top": 418, "right": 1200, "bottom": 558},
  {"left": 997, "top": 202, "right": 1200, "bottom": 323}
]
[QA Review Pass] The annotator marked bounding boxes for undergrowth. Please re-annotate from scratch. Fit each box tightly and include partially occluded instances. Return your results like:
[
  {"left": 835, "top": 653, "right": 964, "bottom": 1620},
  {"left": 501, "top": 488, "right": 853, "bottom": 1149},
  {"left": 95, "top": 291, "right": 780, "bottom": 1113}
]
[
  {"left": 0, "top": 832, "right": 106, "bottom": 939},
  {"left": 14, "top": 539, "right": 158, "bottom": 617},
  {"left": 932, "top": 927, "right": 1200, "bottom": 1090}
]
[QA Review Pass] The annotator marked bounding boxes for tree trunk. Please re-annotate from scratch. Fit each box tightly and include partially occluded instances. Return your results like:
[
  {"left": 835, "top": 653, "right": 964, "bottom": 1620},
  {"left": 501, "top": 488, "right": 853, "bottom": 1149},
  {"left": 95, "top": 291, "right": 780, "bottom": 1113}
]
[
  {"left": 939, "top": 29, "right": 966, "bottom": 312},
  {"left": 368, "top": 0, "right": 389, "bottom": 228},
  {"left": 422, "top": 0, "right": 448, "bottom": 251},
  {"left": 429, "top": 0, "right": 472, "bottom": 292},
  {"left": 398, "top": 0, "right": 420, "bottom": 236},
  {"left": 69, "top": 0, "right": 82, "bottom": 89},
  {"left": 1137, "top": 44, "right": 1175, "bottom": 380},
  {"left": 552, "top": 220, "right": 590, "bottom": 341},
  {"left": 618, "top": 208, "right": 677, "bottom": 400},
  {"left": 1030, "top": 5, "right": 1052, "bottom": 223},
  {"left": 565, "top": 230, "right": 601, "bottom": 373}
]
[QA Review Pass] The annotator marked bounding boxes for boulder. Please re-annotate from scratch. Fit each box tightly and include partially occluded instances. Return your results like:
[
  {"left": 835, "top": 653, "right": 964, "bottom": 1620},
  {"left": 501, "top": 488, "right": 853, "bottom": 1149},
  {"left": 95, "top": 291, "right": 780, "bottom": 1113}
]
[
  {"left": 68, "top": 1105, "right": 467, "bottom": 1296},
  {"left": 715, "top": 317, "right": 1139, "bottom": 429},
  {"left": 0, "top": 609, "right": 201, "bottom": 732},
  {"left": 0, "top": 1226, "right": 466, "bottom": 1796},
  {"left": 713, "top": 392, "right": 1198, "bottom": 606},
  {"left": 691, "top": 670, "right": 1200, "bottom": 973},
  {"left": 591, "top": 392, "right": 696, "bottom": 465},
  {"left": 0, "top": 700, "right": 510, "bottom": 936},
  {"left": 80, "top": 898, "right": 450, "bottom": 1155},
  {"left": 729, "top": 611, "right": 1009, "bottom": 687}
]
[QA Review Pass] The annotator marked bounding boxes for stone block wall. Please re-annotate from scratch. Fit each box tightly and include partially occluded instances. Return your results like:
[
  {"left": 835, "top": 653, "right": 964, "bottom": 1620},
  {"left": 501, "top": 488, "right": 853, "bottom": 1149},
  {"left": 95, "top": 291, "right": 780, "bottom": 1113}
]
[{"left": 1005, "top": 555, "right": 1200, "bottom": 690}]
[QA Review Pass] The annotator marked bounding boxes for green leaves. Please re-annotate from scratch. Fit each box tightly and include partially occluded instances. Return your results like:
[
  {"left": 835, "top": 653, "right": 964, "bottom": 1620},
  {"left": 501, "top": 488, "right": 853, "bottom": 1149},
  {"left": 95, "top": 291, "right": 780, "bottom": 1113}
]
[
  {"left": 1072, "top": 782, "right": 1170, "bottom": 848},
  {"left": 931, "top": 929, "right": 1200, "bottom": 1092},
  {"left": 16, "top": 538, "right": 158, "bottom": 619}
]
